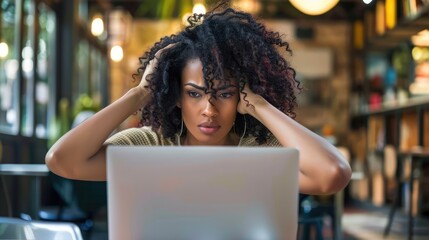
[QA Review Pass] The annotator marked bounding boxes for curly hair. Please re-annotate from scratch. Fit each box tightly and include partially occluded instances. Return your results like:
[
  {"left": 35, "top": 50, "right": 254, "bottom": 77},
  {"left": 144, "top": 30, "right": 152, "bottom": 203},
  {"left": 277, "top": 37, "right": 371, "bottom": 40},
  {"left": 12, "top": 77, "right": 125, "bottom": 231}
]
[{"left": 135, "top": 4, "right": 300, "bottom": 144}]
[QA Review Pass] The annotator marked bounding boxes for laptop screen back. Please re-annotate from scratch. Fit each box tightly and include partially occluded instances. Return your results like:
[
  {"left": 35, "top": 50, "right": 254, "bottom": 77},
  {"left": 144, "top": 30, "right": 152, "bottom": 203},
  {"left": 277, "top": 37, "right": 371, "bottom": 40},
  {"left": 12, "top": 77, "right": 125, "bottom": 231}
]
[{"left": 107, "top": 146, "right": 299, "bottom": 240}]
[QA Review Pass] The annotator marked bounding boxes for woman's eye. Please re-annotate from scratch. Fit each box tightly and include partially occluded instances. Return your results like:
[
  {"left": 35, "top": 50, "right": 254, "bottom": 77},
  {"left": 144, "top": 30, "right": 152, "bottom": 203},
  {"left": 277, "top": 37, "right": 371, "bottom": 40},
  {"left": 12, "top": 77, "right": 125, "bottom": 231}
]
[
  {"left": 187, "top": 91, "right": 201, "bottom": 98},
  {"left": 219, "top": 92, "right": 234, "bottom": 99}
]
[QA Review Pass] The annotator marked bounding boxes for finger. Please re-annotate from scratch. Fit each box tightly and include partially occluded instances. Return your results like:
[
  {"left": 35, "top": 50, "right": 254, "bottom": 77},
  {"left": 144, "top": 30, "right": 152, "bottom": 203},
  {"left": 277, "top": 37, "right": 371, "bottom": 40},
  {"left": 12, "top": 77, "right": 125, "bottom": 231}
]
[
  {"left": 142, "top": 43, "right": 178, "bottom": 84},
  {"left": 141, "top": 71, "right": 146, "bottom": 82},
  {"left": 154, "top": 43, "right": 177, "bottom": 59}
]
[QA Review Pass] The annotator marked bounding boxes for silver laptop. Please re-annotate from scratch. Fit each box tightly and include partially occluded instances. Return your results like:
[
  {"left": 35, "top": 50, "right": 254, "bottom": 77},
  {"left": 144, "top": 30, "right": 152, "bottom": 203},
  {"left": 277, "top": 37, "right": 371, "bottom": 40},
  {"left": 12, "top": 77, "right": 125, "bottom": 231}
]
[{"left": 107, "top": 146, "right": 299, "bottom": 240}]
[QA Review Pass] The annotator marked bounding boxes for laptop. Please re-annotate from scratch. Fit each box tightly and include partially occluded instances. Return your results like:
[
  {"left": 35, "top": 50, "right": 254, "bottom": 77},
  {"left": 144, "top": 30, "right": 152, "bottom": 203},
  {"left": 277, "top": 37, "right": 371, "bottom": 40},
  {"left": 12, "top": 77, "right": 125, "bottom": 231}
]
[{"left": 107, "top": 146, "right": 299, "bottom": 240}]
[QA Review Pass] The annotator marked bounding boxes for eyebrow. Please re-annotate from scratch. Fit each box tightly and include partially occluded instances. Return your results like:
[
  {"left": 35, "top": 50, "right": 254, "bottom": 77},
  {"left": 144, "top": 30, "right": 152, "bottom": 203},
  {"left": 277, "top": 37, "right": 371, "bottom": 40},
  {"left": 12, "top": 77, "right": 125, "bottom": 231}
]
[
  {"left": 184, "top": 83, "right": 206, "bottom": 91},
  {"left": 184, "top": 83, "right": 237, "bottom": 91}
]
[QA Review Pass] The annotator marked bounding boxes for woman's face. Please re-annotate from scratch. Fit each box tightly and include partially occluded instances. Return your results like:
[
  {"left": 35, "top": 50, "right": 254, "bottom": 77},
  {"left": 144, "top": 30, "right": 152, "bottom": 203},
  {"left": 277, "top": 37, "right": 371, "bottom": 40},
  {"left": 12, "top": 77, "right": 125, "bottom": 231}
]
[{"left": 179, "top": 58, "right": 239, "bottom": 146}]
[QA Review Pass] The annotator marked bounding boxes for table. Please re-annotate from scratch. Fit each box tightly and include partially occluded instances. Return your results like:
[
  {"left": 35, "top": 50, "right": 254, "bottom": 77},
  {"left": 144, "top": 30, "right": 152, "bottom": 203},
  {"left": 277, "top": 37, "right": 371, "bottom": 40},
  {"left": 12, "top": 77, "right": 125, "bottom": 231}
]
[
  {"left": 2, "top": 164, "right": 361, "bottom": 238},
  {"left": 384, "top": 148, "right": 429, "bottom": 240},
  {"left": 0, "top": 164, "right": 50, "bottom": 219}
]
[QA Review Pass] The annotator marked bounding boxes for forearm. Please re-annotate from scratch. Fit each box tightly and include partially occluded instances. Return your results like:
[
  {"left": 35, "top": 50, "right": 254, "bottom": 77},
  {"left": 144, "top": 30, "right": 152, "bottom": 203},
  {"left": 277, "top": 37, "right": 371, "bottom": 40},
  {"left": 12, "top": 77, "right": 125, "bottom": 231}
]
[
  {"left": 252, "top": 101, "right": 351, "bottom": 195},
  {"left": 45, "top": 87, "right": 148, "bottom": 179}
]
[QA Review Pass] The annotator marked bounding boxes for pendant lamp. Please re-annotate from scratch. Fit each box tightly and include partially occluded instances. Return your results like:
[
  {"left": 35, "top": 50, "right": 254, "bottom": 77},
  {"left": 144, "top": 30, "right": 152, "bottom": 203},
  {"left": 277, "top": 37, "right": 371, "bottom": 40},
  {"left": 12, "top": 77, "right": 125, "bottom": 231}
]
[{"left": 289, "top": 0, "right": 340, "bottom": 16}]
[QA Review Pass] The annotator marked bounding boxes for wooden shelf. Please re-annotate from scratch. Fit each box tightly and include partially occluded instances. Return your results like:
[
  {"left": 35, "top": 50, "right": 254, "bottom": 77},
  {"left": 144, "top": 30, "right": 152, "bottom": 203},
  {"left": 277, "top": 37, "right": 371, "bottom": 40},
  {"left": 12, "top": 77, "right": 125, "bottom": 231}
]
[
  {"left": 399, "top": 148, "right": 429, "bottom": 157},
  {"left": 366, "top": 5, "right": 429, "bottom": 51},
  {"left": 348, "top": 2, "right": 429, "bottom": 220},
  {"left": 353, "top": 96, "right": 429, "bottom": 117}
]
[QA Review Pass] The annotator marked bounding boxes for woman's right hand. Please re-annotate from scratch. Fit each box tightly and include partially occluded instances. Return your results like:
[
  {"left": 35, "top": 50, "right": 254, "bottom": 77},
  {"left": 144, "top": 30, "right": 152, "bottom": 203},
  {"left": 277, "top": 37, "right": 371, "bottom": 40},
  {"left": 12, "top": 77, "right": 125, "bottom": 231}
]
[
  {"left": 45, "top": 44, "right": 177, "bottom": 181},
  {"left": 139, "top": 57, "right": 156, "bottom": 93},
  {"left": 139, "top": 43, "right": 176, "bottom": 93}
]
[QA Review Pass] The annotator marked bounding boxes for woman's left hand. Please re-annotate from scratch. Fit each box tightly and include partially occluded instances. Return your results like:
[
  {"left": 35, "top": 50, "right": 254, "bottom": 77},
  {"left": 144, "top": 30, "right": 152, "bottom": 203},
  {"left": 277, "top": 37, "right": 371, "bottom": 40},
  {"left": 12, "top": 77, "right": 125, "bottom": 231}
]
[
  {"left": 238, "top": 83, "right": 352, "bottom": 195},
  {"left": 237, "top": 84, "right": 268, "bottom": 117}
]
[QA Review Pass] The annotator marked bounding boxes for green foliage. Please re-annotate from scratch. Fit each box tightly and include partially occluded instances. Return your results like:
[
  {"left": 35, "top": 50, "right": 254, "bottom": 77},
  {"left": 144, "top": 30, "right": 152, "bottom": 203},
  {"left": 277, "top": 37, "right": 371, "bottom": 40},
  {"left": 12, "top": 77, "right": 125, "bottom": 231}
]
[
  {"left": 135, "top": 0, "right": 193, "bottom": 19},
  {"left": 47, "top": 94, "right": 100, "bottom": 148},
  {"left": 72, "top": 94, "right": 100, "bottom": 118}
]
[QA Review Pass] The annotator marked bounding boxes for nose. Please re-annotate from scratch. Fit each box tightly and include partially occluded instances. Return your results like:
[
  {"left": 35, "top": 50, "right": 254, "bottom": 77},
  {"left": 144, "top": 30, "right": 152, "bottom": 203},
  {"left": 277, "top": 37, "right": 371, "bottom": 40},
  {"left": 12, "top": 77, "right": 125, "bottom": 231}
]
[{"left": 202, "top": 97, "right": 218, "bottom": 118}]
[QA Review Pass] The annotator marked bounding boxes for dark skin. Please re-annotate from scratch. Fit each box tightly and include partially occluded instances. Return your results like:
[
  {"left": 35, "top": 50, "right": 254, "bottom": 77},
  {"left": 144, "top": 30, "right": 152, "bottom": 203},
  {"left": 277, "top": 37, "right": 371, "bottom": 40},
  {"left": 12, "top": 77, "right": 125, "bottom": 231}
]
[{"left": 179, "top": 59, "right": 239, "bottom": 146}]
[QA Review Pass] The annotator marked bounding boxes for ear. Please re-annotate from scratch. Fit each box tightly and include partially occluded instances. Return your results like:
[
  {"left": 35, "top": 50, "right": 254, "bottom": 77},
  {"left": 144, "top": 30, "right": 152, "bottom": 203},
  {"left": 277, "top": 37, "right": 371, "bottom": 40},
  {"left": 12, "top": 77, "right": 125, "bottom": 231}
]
[{"left": 176, "top": 102, "right": 181, "bottom": 108}]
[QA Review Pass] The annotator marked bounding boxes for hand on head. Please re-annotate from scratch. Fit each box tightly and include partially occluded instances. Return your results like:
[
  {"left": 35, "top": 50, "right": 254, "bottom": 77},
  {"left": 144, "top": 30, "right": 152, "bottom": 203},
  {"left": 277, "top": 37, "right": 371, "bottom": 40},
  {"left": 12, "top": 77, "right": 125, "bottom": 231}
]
[
  {"left": 139, "top": 43, "right": 177, "bottom": 93},
  {"left": 237, "top": 84, "right": 267, "bottom": 116}
]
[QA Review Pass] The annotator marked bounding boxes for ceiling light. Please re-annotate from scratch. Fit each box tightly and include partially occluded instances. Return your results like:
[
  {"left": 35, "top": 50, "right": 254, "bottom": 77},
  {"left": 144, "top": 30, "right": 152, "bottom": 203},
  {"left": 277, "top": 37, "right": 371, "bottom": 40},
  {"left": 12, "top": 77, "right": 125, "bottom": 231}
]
[
  {"left": 110, "top": 45, "right": 123, "bottom": 62},
  {"left": 0, "top": 42, "right": 8, "bottom": 58},
  {"left": 232, "top": 0, "right": 261, "bottom": 14},
  {"left": 192, "top": 3, "right": 206, "bottom": 15},
  {"left": 91, "top": 17, "right": 104, "bottom": 37},
  {"left": 289, "top": 0, "right": 340, "bottom": 16}
]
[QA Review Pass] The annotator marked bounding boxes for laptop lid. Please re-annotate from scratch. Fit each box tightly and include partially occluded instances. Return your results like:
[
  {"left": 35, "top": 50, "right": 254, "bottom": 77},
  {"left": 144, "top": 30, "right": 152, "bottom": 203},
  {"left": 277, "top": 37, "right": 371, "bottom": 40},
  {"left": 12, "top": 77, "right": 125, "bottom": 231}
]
[{"left": 107, "top": 146, "right": 299, "bottom": 240}]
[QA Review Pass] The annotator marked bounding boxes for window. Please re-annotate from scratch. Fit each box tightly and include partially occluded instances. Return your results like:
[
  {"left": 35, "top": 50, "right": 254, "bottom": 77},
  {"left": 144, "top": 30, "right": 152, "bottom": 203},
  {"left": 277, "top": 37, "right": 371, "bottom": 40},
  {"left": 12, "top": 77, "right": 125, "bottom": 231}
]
[
  {"left": 35, "top": 3, "right": 56, "bottom": 139},
  {"left": 0, "top": 0, "right": 19, "bottom": 134}
]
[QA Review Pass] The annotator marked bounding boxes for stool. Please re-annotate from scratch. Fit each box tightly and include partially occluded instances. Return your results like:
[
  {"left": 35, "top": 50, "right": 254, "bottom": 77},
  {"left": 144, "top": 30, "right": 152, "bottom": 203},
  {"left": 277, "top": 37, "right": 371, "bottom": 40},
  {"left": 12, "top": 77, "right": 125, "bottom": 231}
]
[{"left": 298, "top": 216, "right": 324, "bottom": 240}]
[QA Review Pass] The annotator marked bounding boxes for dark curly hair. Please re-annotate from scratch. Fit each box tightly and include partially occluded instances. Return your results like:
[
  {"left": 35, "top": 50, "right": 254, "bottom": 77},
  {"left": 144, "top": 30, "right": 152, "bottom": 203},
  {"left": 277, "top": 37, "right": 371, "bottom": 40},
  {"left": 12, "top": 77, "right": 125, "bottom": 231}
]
[{"left": 135, "top": 4, "right": 300, "bottom": 144}]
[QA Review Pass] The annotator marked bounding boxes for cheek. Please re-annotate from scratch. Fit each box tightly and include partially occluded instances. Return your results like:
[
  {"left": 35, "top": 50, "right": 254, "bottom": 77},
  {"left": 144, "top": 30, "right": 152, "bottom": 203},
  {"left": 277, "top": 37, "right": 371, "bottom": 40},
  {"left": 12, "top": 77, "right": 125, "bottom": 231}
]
[
  {"left": 220, "top": 101, "right": 238, "bottom": 119},
  {"left": 181, "top": 98, "right": 199, "bottom": 110},
  {"left": 180, "top": 100, "right": 200, "bottom": 122}
]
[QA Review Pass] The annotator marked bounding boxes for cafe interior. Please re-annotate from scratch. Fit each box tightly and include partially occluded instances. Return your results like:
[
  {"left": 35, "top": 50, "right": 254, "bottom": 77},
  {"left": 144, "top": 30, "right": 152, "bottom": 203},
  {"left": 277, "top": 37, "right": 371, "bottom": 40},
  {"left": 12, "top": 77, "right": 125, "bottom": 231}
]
[{"left": 1, "top": 0, "right": 429, "bottom": 239}]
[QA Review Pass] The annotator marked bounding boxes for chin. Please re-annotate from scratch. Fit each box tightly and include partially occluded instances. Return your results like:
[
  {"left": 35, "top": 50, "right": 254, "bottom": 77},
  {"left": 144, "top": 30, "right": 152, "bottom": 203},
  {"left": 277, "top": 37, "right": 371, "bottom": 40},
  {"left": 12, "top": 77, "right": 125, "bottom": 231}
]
[{"left": 196, "top": 135, "right": 224, "bottom": 146}]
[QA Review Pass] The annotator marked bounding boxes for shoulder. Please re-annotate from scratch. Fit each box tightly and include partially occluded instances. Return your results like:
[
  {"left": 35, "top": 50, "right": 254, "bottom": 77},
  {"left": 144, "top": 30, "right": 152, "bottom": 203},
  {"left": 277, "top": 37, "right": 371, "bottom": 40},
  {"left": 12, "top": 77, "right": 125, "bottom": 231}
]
[
  {"left": 240, "top": 134, "right": 282, "bottom": 147},
  {"left": 105, "top": 126, "right": 176, "bottom": 146}
]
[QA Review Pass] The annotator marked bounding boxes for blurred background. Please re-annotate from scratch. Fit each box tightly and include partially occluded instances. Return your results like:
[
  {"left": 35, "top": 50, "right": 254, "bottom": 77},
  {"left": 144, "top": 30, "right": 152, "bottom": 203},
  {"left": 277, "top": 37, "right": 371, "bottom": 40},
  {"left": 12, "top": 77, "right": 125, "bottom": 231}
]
[{"left": 0, "top": 0, "right": 429, "bottom": 239}]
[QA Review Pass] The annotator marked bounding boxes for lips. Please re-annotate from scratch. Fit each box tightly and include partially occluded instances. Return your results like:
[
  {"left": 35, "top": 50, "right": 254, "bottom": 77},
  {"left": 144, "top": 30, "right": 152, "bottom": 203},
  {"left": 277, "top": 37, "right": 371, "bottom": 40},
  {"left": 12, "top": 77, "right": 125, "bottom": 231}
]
[{"left": 198, "top": 122, "right": 220, "bottom": 135}]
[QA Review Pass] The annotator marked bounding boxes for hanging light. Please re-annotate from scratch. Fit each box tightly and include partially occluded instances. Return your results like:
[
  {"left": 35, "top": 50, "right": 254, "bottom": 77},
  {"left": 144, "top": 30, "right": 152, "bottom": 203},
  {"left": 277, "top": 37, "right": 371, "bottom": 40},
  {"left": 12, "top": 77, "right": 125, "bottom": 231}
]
[
  {"left": 0, "top": 42, "right": 8, "bottom": 58},
  {"left": 231, "top": 0, "right": 261, "bottom": 14},
  {"left": 91, "top": 16, "right": 104, "bottom": 37},
  {"left": 192, "top": 3, "right": 206, "bottom": 15},
  {"left": 110, "top": 45, "right": 123, "bottom": 62},
  {"left": 289, "top": 0, "right": 340, "bottom": 16}
]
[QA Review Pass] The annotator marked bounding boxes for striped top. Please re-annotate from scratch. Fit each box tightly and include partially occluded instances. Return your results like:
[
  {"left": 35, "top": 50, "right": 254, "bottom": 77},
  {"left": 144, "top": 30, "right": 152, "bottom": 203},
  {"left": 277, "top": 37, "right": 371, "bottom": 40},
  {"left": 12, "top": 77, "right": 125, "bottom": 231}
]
[{"left": 105, "top": 126, "right": 282, "bottom": 147}]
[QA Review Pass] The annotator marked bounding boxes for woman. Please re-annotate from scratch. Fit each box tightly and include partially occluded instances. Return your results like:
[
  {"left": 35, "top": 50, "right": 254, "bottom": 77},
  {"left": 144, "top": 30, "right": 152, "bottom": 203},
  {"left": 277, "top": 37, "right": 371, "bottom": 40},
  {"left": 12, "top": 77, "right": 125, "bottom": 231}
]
[{"left": 46, "top": 6, "right": 351, "bottom": 195}]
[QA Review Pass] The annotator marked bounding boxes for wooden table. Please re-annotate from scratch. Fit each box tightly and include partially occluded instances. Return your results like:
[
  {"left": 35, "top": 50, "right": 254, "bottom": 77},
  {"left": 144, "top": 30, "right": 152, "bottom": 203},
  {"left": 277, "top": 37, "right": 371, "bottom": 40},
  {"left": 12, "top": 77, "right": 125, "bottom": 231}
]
[{"left": 0, "top": 164, "right": 49, "bottom": 219}]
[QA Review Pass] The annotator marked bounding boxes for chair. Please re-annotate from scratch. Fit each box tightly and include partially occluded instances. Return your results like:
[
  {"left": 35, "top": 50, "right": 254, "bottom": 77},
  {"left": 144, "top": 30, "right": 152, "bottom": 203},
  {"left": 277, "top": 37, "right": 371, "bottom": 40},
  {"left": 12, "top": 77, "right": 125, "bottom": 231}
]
[
  {"left": 298, "top": 194, "right": 327, "bottom": 240},
  {"left": 298, "top": 216, "right": 324, "bottom": 240},
  {"left": 0, "top": 216, "right": 83, "bottom": 240},
  {"left": 38, "top": 111, "right": 106, "bottom": 238},
  {"left": 38, "top": 173, "right": 107, "bottom": 239},
  {"left": 298, "top": 146, "right": 351, "bottom": 240}
]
